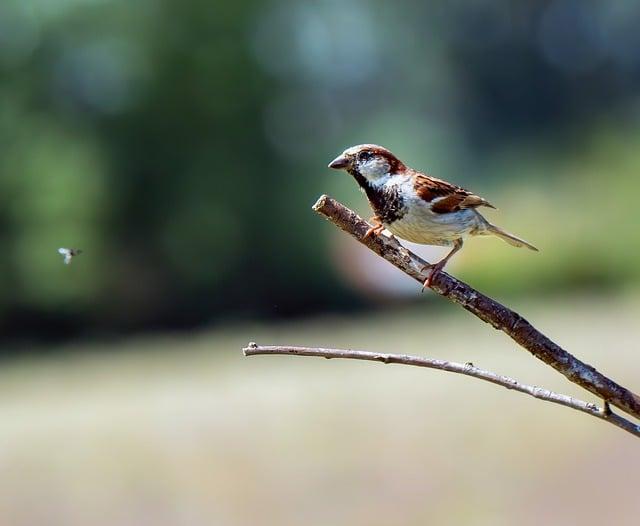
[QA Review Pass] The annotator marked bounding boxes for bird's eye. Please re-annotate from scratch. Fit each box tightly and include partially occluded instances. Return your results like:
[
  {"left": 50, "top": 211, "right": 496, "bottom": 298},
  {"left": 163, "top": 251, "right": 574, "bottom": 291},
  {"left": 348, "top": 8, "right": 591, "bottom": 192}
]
[{"left": 359, "top": 151, "right": 373, "bottom": 162}]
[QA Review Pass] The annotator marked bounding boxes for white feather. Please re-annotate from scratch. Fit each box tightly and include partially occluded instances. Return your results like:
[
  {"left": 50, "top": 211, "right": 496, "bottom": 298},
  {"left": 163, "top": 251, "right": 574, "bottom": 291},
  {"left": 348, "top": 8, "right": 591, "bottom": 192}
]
[{"left": 384, "top": 182, "right": 487, "bottom": 246}]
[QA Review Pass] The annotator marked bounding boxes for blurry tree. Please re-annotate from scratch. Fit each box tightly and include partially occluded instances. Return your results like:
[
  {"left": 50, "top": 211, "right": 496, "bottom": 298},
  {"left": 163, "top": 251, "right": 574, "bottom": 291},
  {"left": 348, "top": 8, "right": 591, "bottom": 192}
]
[{"left": 0, "top": 0, "right": 639, "bottom": 341}]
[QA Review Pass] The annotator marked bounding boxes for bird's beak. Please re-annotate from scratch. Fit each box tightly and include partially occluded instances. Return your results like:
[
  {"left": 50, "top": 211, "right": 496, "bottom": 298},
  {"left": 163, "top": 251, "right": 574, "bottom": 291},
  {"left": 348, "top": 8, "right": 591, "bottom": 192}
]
[{"left": 328, "top": 154, "right": 350, "bottom": 170}]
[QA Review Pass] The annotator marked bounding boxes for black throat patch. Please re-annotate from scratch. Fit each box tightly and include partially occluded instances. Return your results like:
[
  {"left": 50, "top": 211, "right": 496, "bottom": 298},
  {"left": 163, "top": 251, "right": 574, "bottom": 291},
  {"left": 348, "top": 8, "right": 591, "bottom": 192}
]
[{"left": 348, "top": 169, "right": 406, "bottom": 224}]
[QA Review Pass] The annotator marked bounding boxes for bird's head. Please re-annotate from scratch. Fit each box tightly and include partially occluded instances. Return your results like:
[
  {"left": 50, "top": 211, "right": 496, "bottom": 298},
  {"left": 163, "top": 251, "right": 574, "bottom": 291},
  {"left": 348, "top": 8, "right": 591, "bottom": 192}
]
[{"left": 328, "top": 144, "right": 405, "bottom": 184}]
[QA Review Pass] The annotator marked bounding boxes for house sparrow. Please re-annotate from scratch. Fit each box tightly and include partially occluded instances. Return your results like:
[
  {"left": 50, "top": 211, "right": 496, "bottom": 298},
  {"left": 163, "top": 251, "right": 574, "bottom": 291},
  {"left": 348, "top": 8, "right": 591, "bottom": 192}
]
[
  {"left": 328, "top": 144, "right": 538, "bottom": 288},
  {"left": 58, "top": 247, "right": 83, "bottom": 265}
]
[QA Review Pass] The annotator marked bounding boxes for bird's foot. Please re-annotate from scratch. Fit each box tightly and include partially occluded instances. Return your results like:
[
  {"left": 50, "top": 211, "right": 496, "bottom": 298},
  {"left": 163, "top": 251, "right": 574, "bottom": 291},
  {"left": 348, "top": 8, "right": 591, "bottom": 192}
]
[
  {"left": 363, "top": 217, "right": 385, "bottom": 240},
  {"left": 419, "top": 240, "right": 462, "bottom": 292},
  {"left": 421, "top": 262, "right": 446, "bottom": 292},
  {"left": 364, "top": 225, "right": 385, "bottom": 239}
]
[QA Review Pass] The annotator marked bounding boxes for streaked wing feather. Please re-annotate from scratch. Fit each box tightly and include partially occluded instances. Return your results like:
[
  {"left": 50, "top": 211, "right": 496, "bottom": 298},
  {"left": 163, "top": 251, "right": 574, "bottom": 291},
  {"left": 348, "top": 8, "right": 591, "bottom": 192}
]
[{"left": 414, "top": 174, "right": 495, "bottom": 214}]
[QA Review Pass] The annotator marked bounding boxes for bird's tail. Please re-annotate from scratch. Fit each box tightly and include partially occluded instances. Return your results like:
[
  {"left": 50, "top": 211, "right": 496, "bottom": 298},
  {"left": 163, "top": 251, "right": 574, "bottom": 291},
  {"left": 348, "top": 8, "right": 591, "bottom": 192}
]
[{"left": 486, "top": 223, "right": 539, "bottom": 251}]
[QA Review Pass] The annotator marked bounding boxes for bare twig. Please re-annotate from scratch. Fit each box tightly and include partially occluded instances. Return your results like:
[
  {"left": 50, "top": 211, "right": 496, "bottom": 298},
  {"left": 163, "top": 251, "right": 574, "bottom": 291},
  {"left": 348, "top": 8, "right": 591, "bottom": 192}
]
[
  {"left": 312, "top": 195, "right": 640, "bottom": 422},
  {"left": 243, "top": 344, "right": 640, "bottom": 438}
]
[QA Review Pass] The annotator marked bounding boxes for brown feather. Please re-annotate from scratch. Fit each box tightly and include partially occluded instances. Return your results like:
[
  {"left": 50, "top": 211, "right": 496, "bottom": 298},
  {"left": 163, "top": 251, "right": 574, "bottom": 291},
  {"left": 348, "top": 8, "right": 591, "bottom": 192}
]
[{"left": 413, "top": 174, "right": 495, "bottom": 214}]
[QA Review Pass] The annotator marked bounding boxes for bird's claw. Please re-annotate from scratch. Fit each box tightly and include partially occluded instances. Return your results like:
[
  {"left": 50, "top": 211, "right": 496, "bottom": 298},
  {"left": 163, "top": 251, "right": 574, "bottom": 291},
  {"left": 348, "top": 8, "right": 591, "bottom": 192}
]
[
  {"left": 363, "top": 224, "right": 385, "bottom": 239},
  {"left": 421, "top": 263, "right": 444, "bottom": 292}
]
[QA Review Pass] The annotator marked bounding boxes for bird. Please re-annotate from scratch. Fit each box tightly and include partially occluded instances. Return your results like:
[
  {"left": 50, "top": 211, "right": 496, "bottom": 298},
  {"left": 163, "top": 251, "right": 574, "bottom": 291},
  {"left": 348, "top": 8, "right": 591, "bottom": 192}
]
[
  {"left": 58, "top": 247, "right": 83, "bottom": 265},
  {"left": 328, "top": 144, "right": 538, "bottom": 288}
]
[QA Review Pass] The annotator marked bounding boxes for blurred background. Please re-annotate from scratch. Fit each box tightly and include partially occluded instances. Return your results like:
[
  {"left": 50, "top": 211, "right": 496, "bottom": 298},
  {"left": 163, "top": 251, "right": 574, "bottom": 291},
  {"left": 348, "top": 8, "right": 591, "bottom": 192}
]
[{"left": 1, "top": 0, "right": 640, "bottom": 524}]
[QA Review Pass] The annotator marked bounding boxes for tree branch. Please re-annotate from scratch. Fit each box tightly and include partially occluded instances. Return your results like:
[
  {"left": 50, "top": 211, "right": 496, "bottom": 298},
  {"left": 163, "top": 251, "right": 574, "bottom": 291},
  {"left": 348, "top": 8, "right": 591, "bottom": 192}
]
[
  {"left": 311, "top": 194, "right": 640, "bottom": 422},
  {"left": 243, "top": 344, "right": 640, "bottom": 438}
]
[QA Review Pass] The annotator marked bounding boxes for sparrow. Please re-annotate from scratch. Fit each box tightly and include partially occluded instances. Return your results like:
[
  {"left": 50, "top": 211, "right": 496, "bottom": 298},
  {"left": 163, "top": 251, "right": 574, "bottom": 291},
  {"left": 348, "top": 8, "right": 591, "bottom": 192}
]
[
  {"left": 328, "top": 144, "right": 538, "bottom": 288},
  {"left": 58, "top": 247, "right": 83, "bottom": 265}
]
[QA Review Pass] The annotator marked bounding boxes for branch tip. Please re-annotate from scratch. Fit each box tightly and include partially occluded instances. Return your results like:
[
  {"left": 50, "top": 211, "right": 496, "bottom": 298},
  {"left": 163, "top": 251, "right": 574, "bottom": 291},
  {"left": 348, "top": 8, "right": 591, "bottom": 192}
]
[
  {"left": 312, "top": 194, "right": 329, "bottom": 212},
  {"left": 243, "top": 341, "right": 259, "bottom": 356}
]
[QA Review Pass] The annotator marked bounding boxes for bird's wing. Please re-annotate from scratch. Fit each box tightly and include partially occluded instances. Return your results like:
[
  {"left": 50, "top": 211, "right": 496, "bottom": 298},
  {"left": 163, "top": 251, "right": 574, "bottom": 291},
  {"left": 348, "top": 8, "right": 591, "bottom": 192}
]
[{"left": 413, "top": 173, "right": 495, "bottom": 214}]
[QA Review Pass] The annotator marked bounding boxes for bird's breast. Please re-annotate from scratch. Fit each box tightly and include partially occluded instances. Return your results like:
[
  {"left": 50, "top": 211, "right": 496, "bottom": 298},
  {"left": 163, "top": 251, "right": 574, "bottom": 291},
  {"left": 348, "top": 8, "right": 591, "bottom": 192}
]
[{"left": 364, "top": 182, "right": 406, "bottom": 225}]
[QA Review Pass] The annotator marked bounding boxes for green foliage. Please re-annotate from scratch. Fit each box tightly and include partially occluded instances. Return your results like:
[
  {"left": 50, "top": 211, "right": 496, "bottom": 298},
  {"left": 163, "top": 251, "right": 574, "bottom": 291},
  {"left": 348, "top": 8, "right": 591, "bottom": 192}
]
[{"left": 1, "top": 0, "right": 639, "bottom": 336}]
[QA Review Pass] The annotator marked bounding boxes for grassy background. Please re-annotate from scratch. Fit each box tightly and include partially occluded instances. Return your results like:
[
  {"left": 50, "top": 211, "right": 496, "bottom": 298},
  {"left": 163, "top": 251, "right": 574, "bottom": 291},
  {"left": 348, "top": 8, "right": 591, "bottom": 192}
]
[{"left": 1, "top": 293, "right": 638, "bottom": 526}]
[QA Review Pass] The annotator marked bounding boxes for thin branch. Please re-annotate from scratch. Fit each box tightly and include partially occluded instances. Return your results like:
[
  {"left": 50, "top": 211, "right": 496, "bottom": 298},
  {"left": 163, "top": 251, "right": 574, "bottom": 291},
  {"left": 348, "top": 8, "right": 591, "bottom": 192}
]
[
  {"left": 312, "top": 194, "right": 640, "bottom": 422},
  {"left": 243, "top": 343, "right": 640, "bottom": 438}
]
